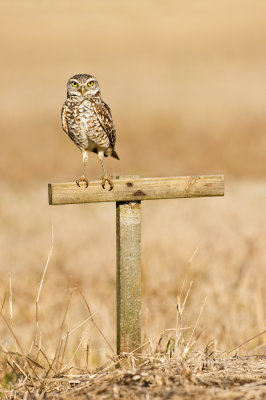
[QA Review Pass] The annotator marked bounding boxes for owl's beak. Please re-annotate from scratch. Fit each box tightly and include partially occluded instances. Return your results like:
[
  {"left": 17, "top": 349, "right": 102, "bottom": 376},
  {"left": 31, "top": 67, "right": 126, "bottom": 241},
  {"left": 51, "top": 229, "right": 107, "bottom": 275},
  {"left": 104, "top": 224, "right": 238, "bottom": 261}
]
[{"left": 80, "top": 86, "right": 85, "bottom": 96}]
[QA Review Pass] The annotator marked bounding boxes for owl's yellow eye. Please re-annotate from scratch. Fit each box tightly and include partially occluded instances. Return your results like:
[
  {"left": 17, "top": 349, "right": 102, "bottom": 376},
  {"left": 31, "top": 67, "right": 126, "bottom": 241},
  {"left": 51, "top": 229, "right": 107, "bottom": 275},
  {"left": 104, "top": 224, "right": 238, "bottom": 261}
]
[
  {"left": 71, "top": 82, "right": 78, "bottom": 87},
  {"left": 87, "top": 81, "right": 94, "bottom": 87}
]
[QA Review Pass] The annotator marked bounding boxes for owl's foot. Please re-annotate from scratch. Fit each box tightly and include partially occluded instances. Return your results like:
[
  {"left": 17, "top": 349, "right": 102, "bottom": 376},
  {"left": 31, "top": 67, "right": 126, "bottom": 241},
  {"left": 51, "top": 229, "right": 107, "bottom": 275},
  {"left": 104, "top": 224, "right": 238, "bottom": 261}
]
[
  {"left": 76, "top": 177, "right": 89, "bottom": 188},
  {"left": 101, "top": 175, "right": 114, "bottom": 191}
]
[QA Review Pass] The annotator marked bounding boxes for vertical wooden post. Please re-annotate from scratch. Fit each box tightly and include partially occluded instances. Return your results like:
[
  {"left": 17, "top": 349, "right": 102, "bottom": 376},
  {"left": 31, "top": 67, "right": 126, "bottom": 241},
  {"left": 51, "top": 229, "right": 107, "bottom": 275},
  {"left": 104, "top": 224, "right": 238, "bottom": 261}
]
[{"left": 116, "top": 179, "right": 141, "bottom": 355}]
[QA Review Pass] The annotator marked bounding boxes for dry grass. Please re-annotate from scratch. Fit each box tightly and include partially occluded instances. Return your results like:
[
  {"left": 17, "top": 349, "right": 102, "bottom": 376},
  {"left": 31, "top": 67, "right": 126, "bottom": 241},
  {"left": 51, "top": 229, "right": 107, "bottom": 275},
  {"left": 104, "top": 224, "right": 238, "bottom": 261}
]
[
  {"left": 0, "top": 182, "right": 265, "bottom": 398},
  {"left": 1, "top": 353, "right": 266, "bottom": 399},
  {"left": 0, "top": 0, "right": 266, "bottom": 398}
]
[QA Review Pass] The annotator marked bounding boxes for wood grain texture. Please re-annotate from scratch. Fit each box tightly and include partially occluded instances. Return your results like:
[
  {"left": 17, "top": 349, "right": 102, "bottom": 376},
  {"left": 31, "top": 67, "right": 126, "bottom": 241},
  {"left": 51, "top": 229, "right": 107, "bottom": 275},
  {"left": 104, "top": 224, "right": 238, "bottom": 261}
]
[
  {"left": 48, "top": 175, "right": 224, "bottom": 205},
  {"left": 116, "top": 201, "right": 141, "bottom": 355}
]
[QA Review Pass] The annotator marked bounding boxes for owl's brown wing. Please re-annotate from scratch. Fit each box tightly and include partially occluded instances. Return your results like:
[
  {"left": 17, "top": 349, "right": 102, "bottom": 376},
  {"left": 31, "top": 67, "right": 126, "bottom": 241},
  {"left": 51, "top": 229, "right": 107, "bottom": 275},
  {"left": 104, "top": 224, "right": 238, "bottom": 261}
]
[
  {"left": 61, "top": 104, "right": 69, "bottom": 134},
  {"left": 92, "top": 101, "right": 116, "bottom": 148}
]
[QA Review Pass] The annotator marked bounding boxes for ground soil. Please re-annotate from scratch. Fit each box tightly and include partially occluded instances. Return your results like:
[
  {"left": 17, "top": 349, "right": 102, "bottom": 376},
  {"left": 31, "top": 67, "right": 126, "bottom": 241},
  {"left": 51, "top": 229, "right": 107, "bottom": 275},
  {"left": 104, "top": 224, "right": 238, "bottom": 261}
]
[{"left": 3, "top": 356, "right": 265, "bottom": 400}]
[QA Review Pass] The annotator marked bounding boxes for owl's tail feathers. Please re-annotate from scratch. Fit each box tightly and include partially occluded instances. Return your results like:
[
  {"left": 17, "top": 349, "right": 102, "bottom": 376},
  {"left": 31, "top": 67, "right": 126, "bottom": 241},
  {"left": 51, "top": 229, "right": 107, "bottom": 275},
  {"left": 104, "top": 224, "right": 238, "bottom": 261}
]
[
  {"left": 111, "top": 149, "right": 120, "bottom": 160},
  {"left": 104, "top": 147, "right": 120, "bottom": 159}
]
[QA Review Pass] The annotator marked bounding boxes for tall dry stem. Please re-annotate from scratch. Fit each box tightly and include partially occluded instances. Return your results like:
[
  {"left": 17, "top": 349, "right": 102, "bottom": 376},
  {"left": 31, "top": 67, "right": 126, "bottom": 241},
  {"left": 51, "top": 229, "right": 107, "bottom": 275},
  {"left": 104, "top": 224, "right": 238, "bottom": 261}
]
[
  {"left": 78, "top": 289, "right": 115, "bottom": 355},
  {"left": 35, "top": 224, "right": 54, "bottom": 345}
]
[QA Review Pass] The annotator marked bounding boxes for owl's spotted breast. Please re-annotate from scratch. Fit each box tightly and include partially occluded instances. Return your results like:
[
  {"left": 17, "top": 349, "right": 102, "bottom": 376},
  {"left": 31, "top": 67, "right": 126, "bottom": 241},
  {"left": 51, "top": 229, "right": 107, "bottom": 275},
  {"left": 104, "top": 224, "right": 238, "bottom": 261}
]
[{"left": 63, "top": 97, "right": 110, "bottom": 151}]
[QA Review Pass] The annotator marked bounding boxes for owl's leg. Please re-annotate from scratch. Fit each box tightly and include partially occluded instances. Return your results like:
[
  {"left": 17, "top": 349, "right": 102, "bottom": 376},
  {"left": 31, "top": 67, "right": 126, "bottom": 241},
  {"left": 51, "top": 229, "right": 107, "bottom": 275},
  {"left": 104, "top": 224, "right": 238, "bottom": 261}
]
[
  {"left": 76, "top": 150, "right": 89, "bottom": 188},
  {"left": 98, "top": 151, "right": 114, "bottom": 191}
]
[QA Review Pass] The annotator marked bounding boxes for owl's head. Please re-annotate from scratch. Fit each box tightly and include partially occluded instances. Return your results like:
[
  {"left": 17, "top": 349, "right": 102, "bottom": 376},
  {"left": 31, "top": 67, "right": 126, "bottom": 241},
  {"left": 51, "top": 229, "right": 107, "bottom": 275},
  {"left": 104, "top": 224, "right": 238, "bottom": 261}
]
[{"left": 67, "top": 74, "right": 100, "bottom": 98}]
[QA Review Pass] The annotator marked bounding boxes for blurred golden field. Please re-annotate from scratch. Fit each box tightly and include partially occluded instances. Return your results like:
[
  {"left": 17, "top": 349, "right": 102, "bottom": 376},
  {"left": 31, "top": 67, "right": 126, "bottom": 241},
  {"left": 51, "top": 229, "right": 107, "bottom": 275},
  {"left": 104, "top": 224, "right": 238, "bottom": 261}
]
[{"left": 0, "top": 0, "right": 266, "bottom": 398}]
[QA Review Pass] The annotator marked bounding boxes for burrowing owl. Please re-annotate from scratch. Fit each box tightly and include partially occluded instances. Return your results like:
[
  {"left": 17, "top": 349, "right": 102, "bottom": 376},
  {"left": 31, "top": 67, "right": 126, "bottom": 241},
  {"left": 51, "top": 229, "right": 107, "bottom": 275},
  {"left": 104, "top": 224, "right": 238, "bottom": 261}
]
[{"left": 61, "top": 74, "right": 119, "bottom": 190}]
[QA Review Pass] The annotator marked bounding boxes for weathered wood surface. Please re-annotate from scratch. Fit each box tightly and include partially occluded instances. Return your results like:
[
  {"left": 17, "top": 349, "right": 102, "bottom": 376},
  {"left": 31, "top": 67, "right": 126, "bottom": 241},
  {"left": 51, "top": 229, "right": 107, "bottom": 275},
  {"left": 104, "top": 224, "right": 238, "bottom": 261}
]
[
  {"left": 116, "top": 201, "right": 141, "bottom": 355},
  {"left": 48, "top": 175, "right": 224, "bottom": 205}
]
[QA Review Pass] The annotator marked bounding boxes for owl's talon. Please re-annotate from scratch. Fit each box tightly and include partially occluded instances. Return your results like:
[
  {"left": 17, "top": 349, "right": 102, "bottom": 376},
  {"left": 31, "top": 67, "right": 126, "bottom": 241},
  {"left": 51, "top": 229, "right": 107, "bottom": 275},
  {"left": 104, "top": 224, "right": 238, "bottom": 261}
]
[
  {"left": 76, "top": 177, "right": 89, "bottom": 188},
  {"left": 101, "top": 176, "right": 114, "bottom": 191}
]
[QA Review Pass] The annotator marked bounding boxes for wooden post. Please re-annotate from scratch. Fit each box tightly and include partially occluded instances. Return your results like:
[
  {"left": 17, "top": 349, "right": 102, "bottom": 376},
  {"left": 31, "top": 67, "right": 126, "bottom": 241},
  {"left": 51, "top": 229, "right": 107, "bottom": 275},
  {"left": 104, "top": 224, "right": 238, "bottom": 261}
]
[
  {"left": 116, "top": 200, "right": 141, "bottom": 355},
  {"left": 116, "top": 176, "right": 141, "bottom": 356},
  {"left": 48, "top": 174, "right": 224, "bottom": 358}
]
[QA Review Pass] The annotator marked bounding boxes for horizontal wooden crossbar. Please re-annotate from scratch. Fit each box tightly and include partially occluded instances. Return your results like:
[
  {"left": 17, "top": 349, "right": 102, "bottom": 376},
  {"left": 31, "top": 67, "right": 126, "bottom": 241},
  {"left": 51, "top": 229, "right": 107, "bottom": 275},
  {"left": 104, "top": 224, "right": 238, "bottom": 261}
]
[{"left": 48, "top": 175, "right": 224, "bottom": 205}]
